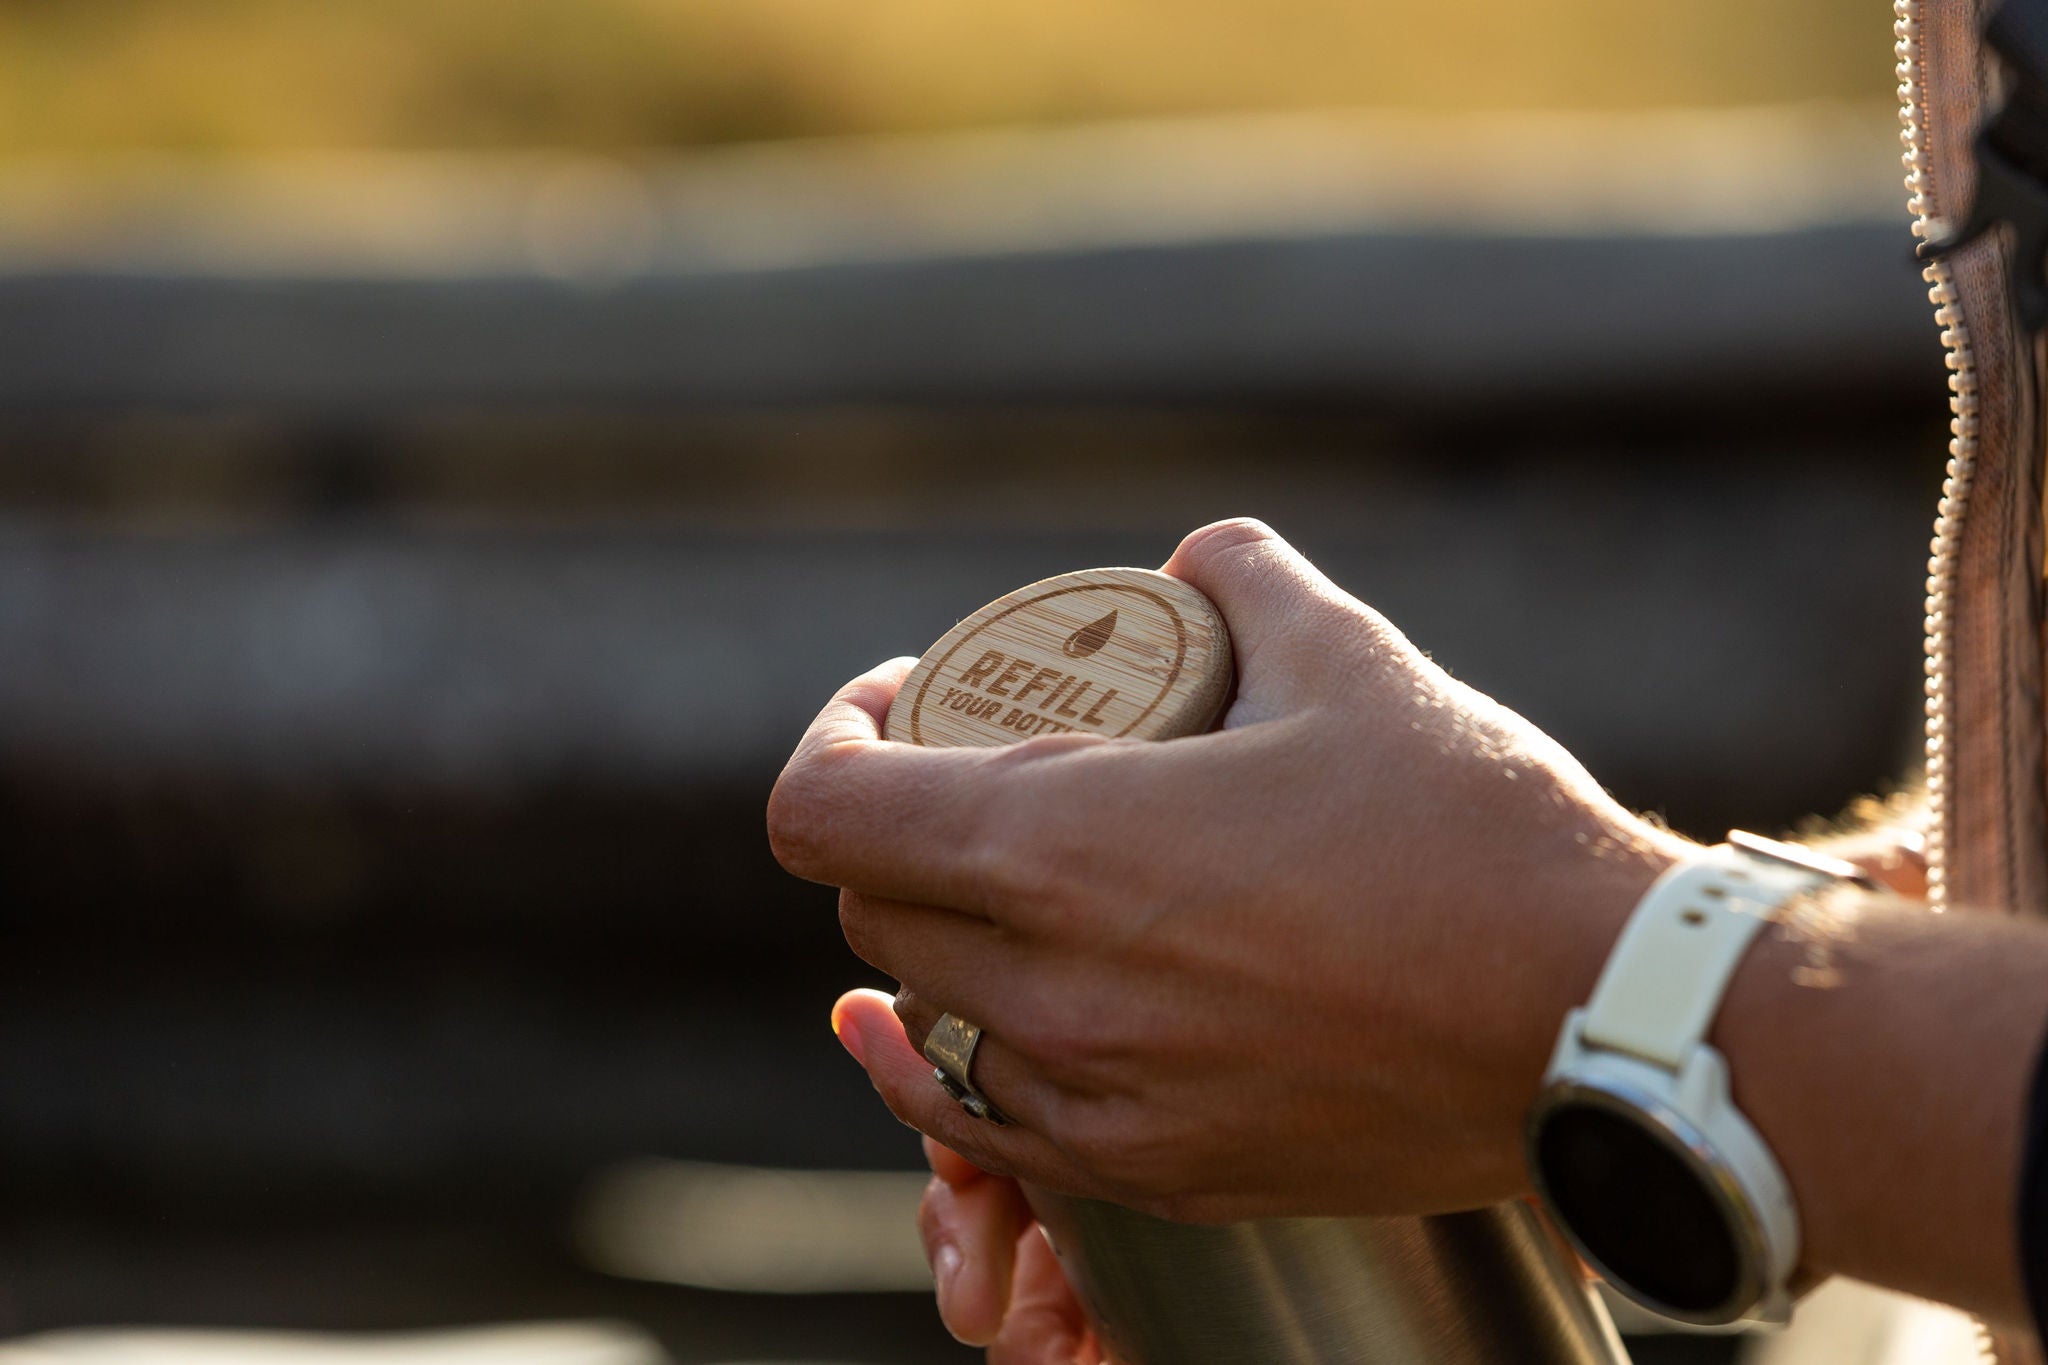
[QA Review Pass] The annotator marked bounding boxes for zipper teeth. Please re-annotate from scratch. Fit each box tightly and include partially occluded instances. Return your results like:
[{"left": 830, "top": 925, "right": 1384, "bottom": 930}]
[
  {"left": 1898, "top": 0, "right": 1978, "bottom": 912},
  {"left": 1895, "top": 17, "right": 1996, "bottom": 1363}
]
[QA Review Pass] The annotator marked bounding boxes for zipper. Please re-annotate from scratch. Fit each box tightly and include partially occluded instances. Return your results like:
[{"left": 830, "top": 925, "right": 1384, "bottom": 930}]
[
  {"left": 1897, "top": 0, "right": 1979, "bottom": 912},
  {"left": 1900, "top": 15, "right": 2031, "bottom": 1358},
  {"left": 1896, "top": 12, "right": 2002, "bottom": 1365}
]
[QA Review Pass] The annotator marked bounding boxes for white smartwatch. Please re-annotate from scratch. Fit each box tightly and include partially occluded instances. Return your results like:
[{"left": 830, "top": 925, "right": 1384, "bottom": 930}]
[{"left": 1526, "top": 832, "right": 1870, "bottom": 1327}]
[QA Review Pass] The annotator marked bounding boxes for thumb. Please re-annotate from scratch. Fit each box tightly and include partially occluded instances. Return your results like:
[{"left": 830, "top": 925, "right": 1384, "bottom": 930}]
[{"left": 1159, "top": 519, "right": 1380, "bottom": 707}]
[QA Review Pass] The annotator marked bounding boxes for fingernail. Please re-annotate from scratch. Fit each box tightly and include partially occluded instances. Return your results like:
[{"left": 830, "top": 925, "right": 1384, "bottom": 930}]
[
  {"left": 832, "top": 1007, "right": 867, "bottom": 1066},
  {"left": 932, "top": 1242, "right": 964, "bottom": 1328}
]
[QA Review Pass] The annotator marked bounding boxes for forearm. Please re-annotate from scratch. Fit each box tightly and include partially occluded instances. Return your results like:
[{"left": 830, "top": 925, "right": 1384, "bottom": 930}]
[{"left": 1712, "top": 894, "right": 2048, "bottom": 1327}]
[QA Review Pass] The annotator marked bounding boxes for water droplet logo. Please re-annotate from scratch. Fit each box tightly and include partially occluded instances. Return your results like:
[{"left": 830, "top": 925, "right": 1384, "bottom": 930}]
[{"left": 1062, "top": 610, "right": 1118, "bottom": 658}]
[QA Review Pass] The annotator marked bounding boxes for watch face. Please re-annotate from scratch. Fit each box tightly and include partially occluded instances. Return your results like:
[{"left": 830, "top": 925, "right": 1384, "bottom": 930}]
[{"left": 1530, "top": 1085, "right": 1760, "bottom": 1323}]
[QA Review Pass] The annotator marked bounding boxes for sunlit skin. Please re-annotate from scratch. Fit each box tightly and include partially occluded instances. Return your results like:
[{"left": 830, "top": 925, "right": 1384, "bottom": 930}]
[{"left": 772, "top": 519, "right": 2048, "bottom": 1358}]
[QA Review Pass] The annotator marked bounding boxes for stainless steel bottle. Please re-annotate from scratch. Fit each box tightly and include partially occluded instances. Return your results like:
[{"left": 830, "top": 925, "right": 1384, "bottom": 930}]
[{"left": 1027, "top": 1193, "right": 1631, "bottom": 1364}]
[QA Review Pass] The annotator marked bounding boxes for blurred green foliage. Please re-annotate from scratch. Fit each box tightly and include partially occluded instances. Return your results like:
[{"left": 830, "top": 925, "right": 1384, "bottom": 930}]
[{"left": 0, "top": 0, "right": 1893, "bottom": 153}]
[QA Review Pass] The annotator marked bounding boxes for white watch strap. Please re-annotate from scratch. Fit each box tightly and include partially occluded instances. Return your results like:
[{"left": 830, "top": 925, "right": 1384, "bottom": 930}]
[{"left": 1579, "top": 844, "right": 1830, "bottom": 1071}]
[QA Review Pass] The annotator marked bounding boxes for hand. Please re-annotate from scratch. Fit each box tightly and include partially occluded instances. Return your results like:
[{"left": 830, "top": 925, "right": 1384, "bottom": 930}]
[
  {"left": 906, "top": 1126, "right": 1099, "bottom": 1363},
  {"left": 772, "top": 518, "right": 1688, "bottom": 1222}
]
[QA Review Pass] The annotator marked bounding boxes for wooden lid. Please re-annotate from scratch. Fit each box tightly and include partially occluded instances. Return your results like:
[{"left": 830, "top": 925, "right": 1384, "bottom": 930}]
[{"left": 886, "top": 568, "right": 1233, "bottom": 749}]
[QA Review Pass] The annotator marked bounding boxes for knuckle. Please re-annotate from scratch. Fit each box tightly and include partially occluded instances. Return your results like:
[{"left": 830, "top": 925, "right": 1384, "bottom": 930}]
[
  {"left": 836, "top": 890, "right": 879, "bottom": 965},
  {"left": 767, "top": 741, "right": 869, "bottom": 880},
  {"left": 1061, "top": 1117, "right": 1119, "bottom": 1176},
  {"left": 1134, "top": 1191, "right": 1227, "bottom": 1225},
  {"left": 1004, "top": 968, "right": 1136, "bottom": 1074},
  {"left": 893, "top": 991, "right": 939, "bottom": 1050},
  {"left": 1124, "top": 1188, "right": 1183, "bottom": 1222},
  {"left": 962, "top": 777, "right": 1107, "bottom": 929},
  {"left": 1006, "top": 999, "right": 1106, "bottom": 1078},
  {"left": 915, "top": 1177, "right": 950, "bottom": 1251},
  {"left": 765, "top": 762, "right": 830, "bottom": 879},
  {"left": 1062, "top": 1106, "right": 1197, "bottom": 1208},
  {"left": 959, "top": 789, "right": 1052, "bottom": 909},
  {"left": 970, "top": 837, "right": 1041, "bottom": 909},
  {"left": 1064, "top": 1113, "right": 1142, "bottom": 1184},
  {"left": 938, "top": 1127, "right": 1016, "bottom": 1182}
]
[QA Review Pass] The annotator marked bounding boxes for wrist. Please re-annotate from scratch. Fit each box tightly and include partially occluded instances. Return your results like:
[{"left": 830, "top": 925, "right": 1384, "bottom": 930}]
[
  {"left": 1527, "top": 836, "right": 1842, "bottom": 1323},
  {"left": 1530, "top": 819, "right": 1694, "bottom": 1059},
  {"left": 1495, "top": 820, "right": 1693, "bottom": 1190}
]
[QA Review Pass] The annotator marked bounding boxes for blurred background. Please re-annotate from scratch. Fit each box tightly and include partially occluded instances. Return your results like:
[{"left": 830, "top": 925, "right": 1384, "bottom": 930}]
[{"left": 0, "top": 1, "right": 1955, "bottom": 1362}]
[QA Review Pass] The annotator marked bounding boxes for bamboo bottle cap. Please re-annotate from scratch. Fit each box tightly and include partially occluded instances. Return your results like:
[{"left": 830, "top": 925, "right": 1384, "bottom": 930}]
[{"left": 886, "top": 568, "right": 1234, "bottom": 748}]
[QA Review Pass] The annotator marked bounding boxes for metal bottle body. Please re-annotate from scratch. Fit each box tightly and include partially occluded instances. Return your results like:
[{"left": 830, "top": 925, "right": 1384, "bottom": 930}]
[{"left": 1027, "top": 1190, "right": 1631, "bottom": 1365}]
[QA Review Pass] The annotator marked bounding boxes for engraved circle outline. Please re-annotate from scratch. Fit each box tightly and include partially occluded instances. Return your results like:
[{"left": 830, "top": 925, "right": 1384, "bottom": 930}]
[{"left": 907, "top": 581, "right": 1199, "bottom": 746}]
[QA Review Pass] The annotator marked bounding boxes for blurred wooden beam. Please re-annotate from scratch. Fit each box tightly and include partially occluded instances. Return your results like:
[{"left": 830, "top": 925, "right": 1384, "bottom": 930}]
[
  {"left": 0, "top": 110, "right": 1935, "bottom": 413},
  {"left": 0, "top": 224, "right": 1932, "bottom": 412}
]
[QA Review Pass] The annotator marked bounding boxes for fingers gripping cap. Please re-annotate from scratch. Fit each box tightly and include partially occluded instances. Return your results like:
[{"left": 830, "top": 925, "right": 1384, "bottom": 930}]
[{"left": 885, "top": 568, "right": 1234, "bottom": 748}]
